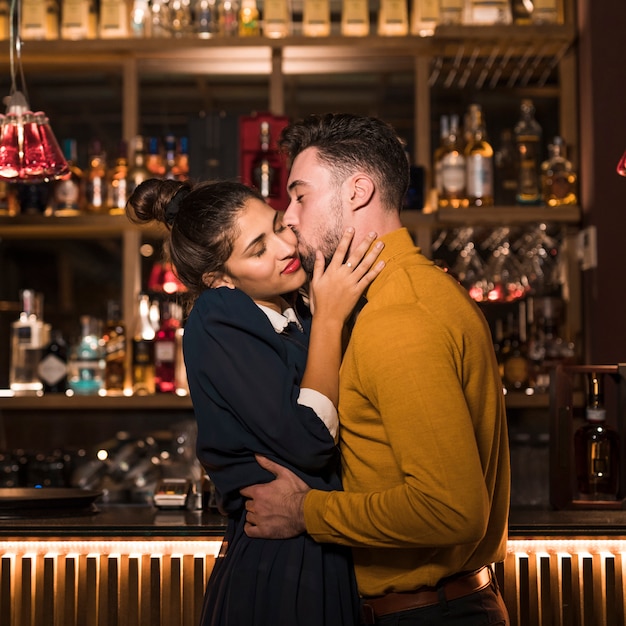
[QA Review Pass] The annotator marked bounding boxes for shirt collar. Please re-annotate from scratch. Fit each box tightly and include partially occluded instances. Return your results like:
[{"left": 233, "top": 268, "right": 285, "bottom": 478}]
[{"left": 257, "top": 302, "right": 303, "bottom": 333}]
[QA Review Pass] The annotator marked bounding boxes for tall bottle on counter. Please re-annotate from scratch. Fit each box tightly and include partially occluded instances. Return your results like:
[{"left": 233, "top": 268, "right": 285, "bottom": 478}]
[
  {"left": 9, "top": 290, "right": 50, "bottom": 395},
  {"left": 154, "top": 300, "right": 182, "bottom": 393},
  {"left": 68, "top": 315, "right": 106, "bottom": 396},
  {"left": 37, "top": 330, "right": 69, "bottom": 394},
  {"left": 103, "top": 300, "right": 127, "bottom": 395}
]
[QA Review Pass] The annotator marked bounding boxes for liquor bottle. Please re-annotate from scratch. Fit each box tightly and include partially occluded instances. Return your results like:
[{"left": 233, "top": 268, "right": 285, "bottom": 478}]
[
  {"left": 439, "top": 0, "right": 464, "bottom": 24},
  {"left": 433, "top": 115, "right": 449, "bottom": 205},
  {"left": 68, "top": 315, "right": 106, "bottom": 396},
  {"left": 103, "top": 300, "right": 127, "bottom": 395},
  {"left": 154, "top": 301, "right": 182, "bottom": 394},
  {"left": 541, "top": 136, "right": 577, "bottom": 207},
  {"left": 251, "top": 121, "right": 277, "bottom": 199},
  {"left": 340, "top": 0, "right": 369, "bottom": 36},
  {"left": 0, "top": 0, "right": 9, "bottom": 40},
  {"left": 494, "top": 129, "right": 517, "bottom": 206},
  {"left": 378, "top": 0, "right": 408, "bottom": 35},
  {"left": 84, "top": 139, "right": 107, "bottom": 213},
  {"left": 37, "top": 330, "right": 69, "bottom": 394},
  {"left": 9, "top": 290, "right": 51, "bottom": 395},
  {"left": 146, "top": 136, "right": 165, "bottom": 177},
  {"left": 514, "top": 99, "right": 542, "bottom": 205},
  {"left": 99, "top": 0, "right": 129, "bottom": 38},
  {"left": 264, "top": 0, "right": 291, "bottom": 37},
  {"left": 175, "top": 136, "right": 190, "bottom": 181},
  {"left": 410, "top": 0, "right": 439, "bottom": 36},
  {"left": 511, "top": 0, "right": 533, "bottom": 24},
  {"left": 239, "top": 0, "right": 260, "bottom": 35},
  {"left": 61, "top": 0, "right": 92, "bottom": 39},
  {"left": 466, "top": 0, "right": 511, "bottom": 24},
  {"left": 302, "top": 0, "right": 331, "bottom": 36},
  {"left": 87, "top": 0, "right": 98, "bottom": 38},
  {"left": 163, "top": 135, "right": 179, "bottom": 180},
  {"left": 196, "top": 0, "right": 219, "bottom": 38},
  {"left": 150, "top": 0, "right": 172, "bottom": 37},
  {"left": 218, "top": 0, "right": 239, "bottom": 36},
  {"left": 107, "top": 140, "right": 130, "bottom": 215},
  {"left": 131, "top": 0, "right": 151, "bottom": 37},
  {"left": 21, "top": 0, "right": 60, "bottom": 40},
  {"left": 532, "top": 0, "right": 560, "bottom": 24},
  {"left": 501, "top": 303, "right": 531, "bottom": 392},
  {"left": 464, "top": 104, "right": 494, "bottom": 207},
  {"left": 15, "top": 183, "right": 50, "bottom": 215},
  {"left": 439, "top": 114, "right": 467, "bottom": 209},
  {"left": 171, "top": 0, "right": 193, "bottom": 35},
  {"left": 52, "top": 138, "right": 84, "bottom": 216},
  {"left": 132, "top": 293, "right": 156, "bottom": 395},
  {"left": 0, "top": 180, "right": 18, "bottom": 216},
  {"left": 574, "top": 372, "right": 620, "bottom": 501},
  {"left": 127, "top": 135, "right": 151, "bottom": 196}
]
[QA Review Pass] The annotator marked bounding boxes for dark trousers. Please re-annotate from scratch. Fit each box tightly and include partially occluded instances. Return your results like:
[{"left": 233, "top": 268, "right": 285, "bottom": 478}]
[{"left": 361, "top": 574, "right": 510, "bottom": 626}]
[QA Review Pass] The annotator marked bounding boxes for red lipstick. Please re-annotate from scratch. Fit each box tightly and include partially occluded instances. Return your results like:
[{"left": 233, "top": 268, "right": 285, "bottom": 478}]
[{"left": 282, "top": 258, "right": 301, "bottom": 274}]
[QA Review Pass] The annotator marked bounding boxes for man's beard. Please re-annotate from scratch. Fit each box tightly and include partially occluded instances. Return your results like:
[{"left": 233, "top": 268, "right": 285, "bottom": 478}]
[{"left": 296, "top": 201, "right": 344, "bottom": 275}]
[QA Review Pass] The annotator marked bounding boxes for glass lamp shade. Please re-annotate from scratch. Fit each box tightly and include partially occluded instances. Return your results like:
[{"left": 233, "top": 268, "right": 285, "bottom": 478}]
[{"left": 0, "top": 92, "right": 69, "bottom": 183}]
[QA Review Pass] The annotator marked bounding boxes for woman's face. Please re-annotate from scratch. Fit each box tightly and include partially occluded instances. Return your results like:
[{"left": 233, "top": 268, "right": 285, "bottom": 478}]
[{"left": 223, "top": 198, "right": 306, "bottom": 309}]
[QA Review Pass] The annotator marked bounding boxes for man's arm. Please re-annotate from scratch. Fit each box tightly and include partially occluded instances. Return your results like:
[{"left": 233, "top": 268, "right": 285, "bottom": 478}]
[{"left": 241, "top": 455, "right": 310, "bottom": 538}]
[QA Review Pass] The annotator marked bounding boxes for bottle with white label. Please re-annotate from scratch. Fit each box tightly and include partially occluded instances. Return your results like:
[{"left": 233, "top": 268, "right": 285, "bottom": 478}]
[
  {"left": 10, "top": 290, "right": 51, "bottom": 395},
  {"left": 61, "top": 0, "right": 96, "bottom": 40},
  {"left": 464, "top": 104, "right": 494, "bottom": 207}
]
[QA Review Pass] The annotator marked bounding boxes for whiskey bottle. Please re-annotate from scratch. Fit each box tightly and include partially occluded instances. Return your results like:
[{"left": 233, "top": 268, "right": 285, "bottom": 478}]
[
  {"left": 378, "top": 0, "right": 408, "bottom": 35},
  {"left": 21, "top": 0, "right": 60, "bottom": 40},
  {"left": 574, "top": 372, "right": 620, "bottom": 501},
  {"left": 132, "top": 293, "right": 156, "bottom": 395},
  {"left": 10, "top": 290, "right": 51, "bottom": 395},
  {"left": 84, "top": 139, "right": 108, "bottom": 213},
  {"left": 439, "top": 114, "right": 467, "bottom": 209},
  {"left": 541, "top": 136, "right": 577, "bottom": 207},
  {"left": 514, "top": 99, "right": 542, "bottom": 206},
  {"left": 439, "top": 0, "right": 464, "bottom": 24},
  {"left": 501, "top": 304, "right": 531, "bottom": 392},
  {"left": 154, "top": 301, "right": 182, "bottom": 394},
  {"left": 52, "top": 139, "right": 84, "bottom": 216},
  {"left": 107, "top": 140, "right": 129, "bottom": 215},
  {"left": 127, "top": 135, "right": 151, "bottom": 196},
  {"left": 103, "top": 300, "right": 127, "bottom": 395},
  {"left": 494, "top": 129, "right": 517, "bottom": 206},
  {"left": 302, "top": 0, "right": 331, "bottom": 36},
  {"left": 341, "top": 0, "right": 369, "bottom": 36},
  {"left": 410, "top": 0, "right": 439, "bottom": 36},
  {"left": 464, "top": 104, "right": 494, "bottom": 207},
  {"left": 252, "top": 121, "right": 276, "bottom": 199},
  {"left": 61, "top": 0, "right": 92, "bottom": 40},
  {"left": 238, "top": 0, "right": 260, "bottom": 35},
  {"left": 99, "top": 0, "right": 129, "bottom": 37}
]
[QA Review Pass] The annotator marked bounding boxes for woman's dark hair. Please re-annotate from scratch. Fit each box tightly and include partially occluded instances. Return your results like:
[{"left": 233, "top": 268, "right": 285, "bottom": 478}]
[
  {"left": 278, "top": 113, "right": 410, "bottom": 211},
  {"left": 126, "top": 178, "right": 264, "bottom": 302}
]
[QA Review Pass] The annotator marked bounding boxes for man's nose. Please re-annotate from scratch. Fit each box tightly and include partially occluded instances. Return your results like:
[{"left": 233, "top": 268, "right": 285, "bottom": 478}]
[{"left": 282, "top": 201, "right": 298, "bottom": 228}]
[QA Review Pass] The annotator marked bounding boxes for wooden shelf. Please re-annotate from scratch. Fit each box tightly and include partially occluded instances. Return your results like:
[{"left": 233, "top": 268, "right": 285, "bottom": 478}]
[{"left": 0, "top": 393, "right": 192, "bottom": 411}]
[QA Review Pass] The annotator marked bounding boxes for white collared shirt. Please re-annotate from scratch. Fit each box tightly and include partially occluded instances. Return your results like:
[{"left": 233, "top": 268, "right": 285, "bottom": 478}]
[{"left": 256, "top": 302, "right": 339, "bottom": 440}]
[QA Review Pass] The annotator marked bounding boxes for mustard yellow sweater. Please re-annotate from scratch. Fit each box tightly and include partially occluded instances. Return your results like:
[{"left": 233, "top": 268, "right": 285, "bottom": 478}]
[{"left": 304, "top": 228, "right": 510, "bottom": 597}]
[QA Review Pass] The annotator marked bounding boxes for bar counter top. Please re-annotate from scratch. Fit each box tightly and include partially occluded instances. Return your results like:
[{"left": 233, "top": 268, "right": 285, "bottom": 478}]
[{"left": 1, "top": 504, "right": 626, "bottom": 539}]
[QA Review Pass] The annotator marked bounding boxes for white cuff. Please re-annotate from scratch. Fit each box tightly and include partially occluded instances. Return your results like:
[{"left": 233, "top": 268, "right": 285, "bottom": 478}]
[{"left": 297, "top": 388, "right": 339, "bottom": 441}]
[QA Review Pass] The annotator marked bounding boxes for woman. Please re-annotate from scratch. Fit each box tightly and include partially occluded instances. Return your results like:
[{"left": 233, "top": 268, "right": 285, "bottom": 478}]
[{"left": 126, "top": 178, "right": 384, "bottom": 626}]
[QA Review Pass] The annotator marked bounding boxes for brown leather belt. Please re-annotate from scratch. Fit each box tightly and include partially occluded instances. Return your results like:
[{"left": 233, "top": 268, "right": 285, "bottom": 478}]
[{"left": 361, "top": 566, "right": 492, "bottom": 622}]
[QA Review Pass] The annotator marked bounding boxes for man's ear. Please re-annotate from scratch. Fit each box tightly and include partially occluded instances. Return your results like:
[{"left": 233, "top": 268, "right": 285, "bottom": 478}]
[
  {"left": 203, "top": 271, "right": 235, "bottom": 289},
  {"left": 348, "top": 173, "right": 375, "bottom": 210}
]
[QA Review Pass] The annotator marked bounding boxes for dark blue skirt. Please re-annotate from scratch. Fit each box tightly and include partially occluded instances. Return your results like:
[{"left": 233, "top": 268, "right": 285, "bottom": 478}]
[{"left": 200, "top": 510, "right": 360, "bottom": 626}]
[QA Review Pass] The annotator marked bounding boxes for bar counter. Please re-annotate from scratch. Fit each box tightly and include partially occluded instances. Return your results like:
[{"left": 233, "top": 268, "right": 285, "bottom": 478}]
[{"left": 2, "top": 504, "right": 626, "bottom": 626}]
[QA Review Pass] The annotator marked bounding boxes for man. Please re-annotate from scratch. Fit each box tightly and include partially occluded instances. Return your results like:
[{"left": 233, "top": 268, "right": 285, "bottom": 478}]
[{"left": 241, "top": 113, "right": 511, "bottom": 625}]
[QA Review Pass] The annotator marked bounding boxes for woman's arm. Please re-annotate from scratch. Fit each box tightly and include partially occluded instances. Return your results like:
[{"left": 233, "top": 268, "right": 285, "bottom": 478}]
[{"left": 301, "top": 229, "right": 384, "bottom": 407}]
